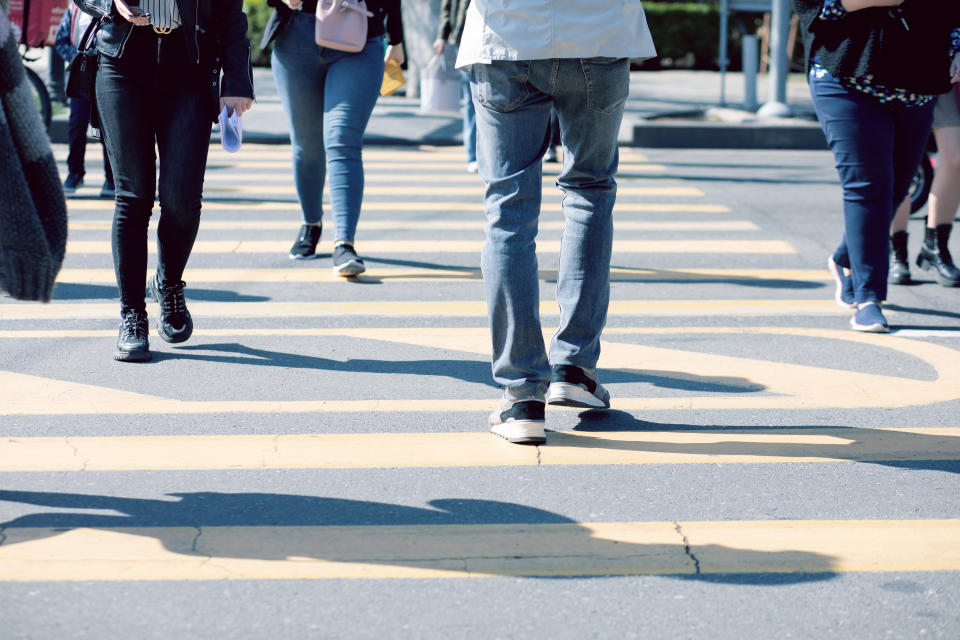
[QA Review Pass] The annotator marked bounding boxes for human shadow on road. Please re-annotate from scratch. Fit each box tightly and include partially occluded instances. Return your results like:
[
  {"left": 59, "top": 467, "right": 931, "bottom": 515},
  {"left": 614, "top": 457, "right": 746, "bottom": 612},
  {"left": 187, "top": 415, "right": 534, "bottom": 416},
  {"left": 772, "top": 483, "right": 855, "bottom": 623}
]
[
  {"left": 0, "top": 490, "right": 837, "bottom": 584},
  {"left": 51, "top": 283, "right": 269, "bottom": 303},
  {"left": 562, "top": 410, "right": 960, "bottom": 475},
  {"left": 153, "top": 343, "right": 762, "bottom": 395}
]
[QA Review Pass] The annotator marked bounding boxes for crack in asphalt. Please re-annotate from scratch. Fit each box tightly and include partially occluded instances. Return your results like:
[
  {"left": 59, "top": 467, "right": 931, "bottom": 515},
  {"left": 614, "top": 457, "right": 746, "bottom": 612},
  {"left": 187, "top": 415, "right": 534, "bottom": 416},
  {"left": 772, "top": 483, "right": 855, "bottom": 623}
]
[
  {"left": 674, "top": 522, "right": 701, "bottom": 574},
  {"left": 63, "top": 438, "right": 86, "bottom": 470}
]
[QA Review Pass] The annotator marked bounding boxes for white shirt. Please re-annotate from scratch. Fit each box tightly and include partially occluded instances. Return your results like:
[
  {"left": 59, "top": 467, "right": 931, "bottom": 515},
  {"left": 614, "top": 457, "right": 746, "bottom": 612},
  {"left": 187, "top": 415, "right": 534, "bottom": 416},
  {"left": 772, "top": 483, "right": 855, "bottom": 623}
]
[{"left": 455, "top": 0, "right": 657, "bottom": 68}]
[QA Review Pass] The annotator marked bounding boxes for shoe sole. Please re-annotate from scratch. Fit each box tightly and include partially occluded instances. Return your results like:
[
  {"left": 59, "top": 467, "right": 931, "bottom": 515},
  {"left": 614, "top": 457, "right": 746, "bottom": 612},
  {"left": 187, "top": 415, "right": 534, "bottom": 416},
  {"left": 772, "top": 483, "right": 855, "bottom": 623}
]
[
  {"left": 333, "top": 260, "right": 366, "bottom": 277},
  {"left": 546, "top": 382, "right": 610, "bottom": 409},
  {"left": 289, "top": 253, "right": 320, "bottom": 260},
  {"left": 827, "top": 257, "right": 856, "bottom": 309},
  {"left": 849, "top": 318, "right": 889, "bottom": 333},
  {"left": 150, "top": 277, "right": 193, "bottom": 344},
  {"left": 490, "top": 421, "right": 546, "bottom": 445},
  {"left": 114, "top": 348, "right": 152, "bottom": 362}
]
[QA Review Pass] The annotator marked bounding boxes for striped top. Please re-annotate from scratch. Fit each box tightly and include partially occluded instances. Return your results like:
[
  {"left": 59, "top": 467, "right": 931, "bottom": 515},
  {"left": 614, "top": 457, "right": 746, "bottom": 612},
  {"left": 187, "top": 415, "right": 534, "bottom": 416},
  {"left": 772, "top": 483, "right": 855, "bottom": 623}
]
[{"left": 140, "top": 0, "right": 181, "bottom": 34}]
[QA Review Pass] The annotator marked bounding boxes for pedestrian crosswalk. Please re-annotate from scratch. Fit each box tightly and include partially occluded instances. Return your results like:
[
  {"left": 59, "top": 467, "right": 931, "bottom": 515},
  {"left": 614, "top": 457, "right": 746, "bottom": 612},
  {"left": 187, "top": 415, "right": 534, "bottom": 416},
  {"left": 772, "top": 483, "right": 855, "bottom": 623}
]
[{"left": 1, "top": 143, "right": 959, "bottom": 588}]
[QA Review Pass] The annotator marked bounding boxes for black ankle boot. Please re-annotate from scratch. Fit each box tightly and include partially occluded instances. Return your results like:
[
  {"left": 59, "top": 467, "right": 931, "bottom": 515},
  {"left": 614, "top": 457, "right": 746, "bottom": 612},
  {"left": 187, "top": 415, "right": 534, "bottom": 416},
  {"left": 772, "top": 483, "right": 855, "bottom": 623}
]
[
  {"left": 916, "top": 225, "right": 960, "bottom": 287},
  {"left": 889, "top": 231, "right": 911, "bottom": 284}
]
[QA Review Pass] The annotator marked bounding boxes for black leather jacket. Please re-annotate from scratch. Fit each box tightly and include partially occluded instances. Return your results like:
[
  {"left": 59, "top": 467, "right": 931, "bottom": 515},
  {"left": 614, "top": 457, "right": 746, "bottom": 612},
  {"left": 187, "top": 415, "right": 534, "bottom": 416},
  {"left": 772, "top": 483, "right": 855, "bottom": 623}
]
[{"left": 74, "top": 0, "right": 254, "bottom": 114}]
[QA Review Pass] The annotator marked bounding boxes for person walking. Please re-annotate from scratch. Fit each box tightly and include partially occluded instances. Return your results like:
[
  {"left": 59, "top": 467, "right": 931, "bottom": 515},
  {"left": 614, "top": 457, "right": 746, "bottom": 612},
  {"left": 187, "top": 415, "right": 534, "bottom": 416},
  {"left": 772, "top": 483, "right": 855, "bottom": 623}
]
[
  {"left": 456, "top": 0, "right": 656, "bottom": 444},
  {"left": 796, "top": 0, "right": 960, "bottom": 332},
  {"left": 54, "top": 4, "right": 114, "bottom": 198},
  {"left": 433, "top": 0, "right": 476, "bottom": 173},
  {"left": 263, "top": 0, "right": 404, "bottom": 275},
  {"left": 76, "top": 0, "right": 254, "bottom": 361},
  {"left": 889, "top": 87, "right": 960, "bottom": 287}
]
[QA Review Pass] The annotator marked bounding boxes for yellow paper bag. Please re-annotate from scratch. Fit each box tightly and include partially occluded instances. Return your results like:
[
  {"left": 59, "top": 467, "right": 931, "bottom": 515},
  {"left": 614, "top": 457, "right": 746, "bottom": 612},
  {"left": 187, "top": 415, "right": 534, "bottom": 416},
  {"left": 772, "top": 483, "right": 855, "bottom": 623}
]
[{"left": 381, "top": 59, "right": 406, "bottom": 97}]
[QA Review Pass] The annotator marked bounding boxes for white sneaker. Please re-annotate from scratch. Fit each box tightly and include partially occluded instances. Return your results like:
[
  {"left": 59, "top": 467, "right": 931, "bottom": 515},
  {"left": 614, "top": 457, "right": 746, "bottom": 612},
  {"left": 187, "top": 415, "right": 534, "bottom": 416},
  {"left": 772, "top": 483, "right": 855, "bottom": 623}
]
[
  {"left": 546, "top": 365, "right": 610, "bottom": 409},
  {"left": 466, "top": 161, "right": 479, "bottom": 174},
  {"left": 489, "top": 398, "right": 546, "bottom": 444}
]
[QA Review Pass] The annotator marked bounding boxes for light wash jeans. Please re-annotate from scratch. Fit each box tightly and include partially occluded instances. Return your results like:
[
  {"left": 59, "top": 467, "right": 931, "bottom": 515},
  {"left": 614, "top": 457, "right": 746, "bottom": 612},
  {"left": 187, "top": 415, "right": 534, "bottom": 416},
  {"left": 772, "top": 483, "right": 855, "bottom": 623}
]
[
  {"left": 471, "top": 57, "right": 630, "bottom": 401},
  {"left": 271, "top": 12, "right": 384, "bottom": 244},
  {"left": 460, "top": 70, "right": 477, "bottom": 164}
]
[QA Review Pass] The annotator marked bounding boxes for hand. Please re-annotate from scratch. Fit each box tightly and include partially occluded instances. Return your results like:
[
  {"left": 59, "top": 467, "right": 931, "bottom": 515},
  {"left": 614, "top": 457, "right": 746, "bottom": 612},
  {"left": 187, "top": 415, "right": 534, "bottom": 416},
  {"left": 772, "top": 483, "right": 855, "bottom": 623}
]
[
  {"left": 282, "top": 0, "right": 303, "bottom": 9},
  {"left": 952, "top": 53, "right": 960, "bottom": 84},
  {"left": 114, "top": 0, "right": 150, "bottom": 26},
  {"left": 385, "top": 44, "right": 405, "bottom": 66},
  {"left": 432, "top": 39, "right": 445, "bottom": 55},
  {"left": 220, "top": 97, "right": 253, "bottom": 117}
]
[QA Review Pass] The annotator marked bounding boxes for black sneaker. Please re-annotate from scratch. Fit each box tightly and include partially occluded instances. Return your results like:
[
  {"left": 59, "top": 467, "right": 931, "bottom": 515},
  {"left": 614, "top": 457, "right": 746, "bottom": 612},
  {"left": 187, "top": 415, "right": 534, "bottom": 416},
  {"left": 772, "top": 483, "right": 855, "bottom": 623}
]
[
  {"left": 63, "top": 173, "right": 84, "bottom": 194},
  {"left": 115, "top": 310, "right": 151, "bottom": 362},
  {"left": 332, "top": 242, "right": 366, "bottom": 276},
  {"left": 546, "top": 365, "right": 611, "bottom": 408},
  {"left": 149, "top": 273, "right": 193, "bottom": 343},
  {"left": 289, "top": 223, "right": 322, "bottom": 260},
  {"left": 489, "top": 399, "right": 546, "bottom": 444}
]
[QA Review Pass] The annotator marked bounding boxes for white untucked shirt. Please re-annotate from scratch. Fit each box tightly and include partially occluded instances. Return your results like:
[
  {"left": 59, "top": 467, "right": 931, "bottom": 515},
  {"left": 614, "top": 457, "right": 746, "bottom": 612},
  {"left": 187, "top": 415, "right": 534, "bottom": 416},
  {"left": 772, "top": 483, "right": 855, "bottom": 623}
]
[{"left": 455, "top": 0, "right": 657, "bottom": 68}]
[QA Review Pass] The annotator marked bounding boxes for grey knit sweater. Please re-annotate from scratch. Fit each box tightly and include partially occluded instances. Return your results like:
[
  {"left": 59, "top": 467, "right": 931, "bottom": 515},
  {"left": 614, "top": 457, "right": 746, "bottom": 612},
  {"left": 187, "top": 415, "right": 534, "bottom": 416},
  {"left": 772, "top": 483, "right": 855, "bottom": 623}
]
[{"left": 0, "top": 6, "right": 68, "bottom": 302}]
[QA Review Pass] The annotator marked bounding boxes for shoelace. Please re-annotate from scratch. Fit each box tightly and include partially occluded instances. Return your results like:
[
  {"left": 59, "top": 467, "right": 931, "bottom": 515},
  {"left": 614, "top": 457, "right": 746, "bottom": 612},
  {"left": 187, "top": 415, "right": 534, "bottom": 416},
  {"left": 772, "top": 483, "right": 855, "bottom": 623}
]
[
  {"left": 157, "top": 281, "right": 187, "bottom": 315},
  {"left": 123, "top": 312, "right": 149, "bottom": 340}
]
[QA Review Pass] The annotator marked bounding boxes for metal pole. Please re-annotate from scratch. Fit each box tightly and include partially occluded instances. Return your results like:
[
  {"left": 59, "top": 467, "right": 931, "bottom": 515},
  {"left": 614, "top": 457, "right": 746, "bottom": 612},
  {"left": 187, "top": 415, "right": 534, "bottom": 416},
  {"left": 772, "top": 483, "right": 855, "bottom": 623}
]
[
  {"left": 742, "top": 34, "right": 758, "bottom": 112},
  {"left": 718, "top": 0, "right": 729, "bottom": 106},
  {"left": 757, "top": 0, "right": 792, "bottom": 117}
]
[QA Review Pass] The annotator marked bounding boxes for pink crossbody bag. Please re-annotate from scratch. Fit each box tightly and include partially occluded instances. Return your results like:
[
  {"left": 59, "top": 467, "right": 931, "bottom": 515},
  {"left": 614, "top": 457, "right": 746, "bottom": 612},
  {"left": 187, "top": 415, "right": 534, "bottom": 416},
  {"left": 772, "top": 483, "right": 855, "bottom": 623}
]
[{"left": 315, "top": 0, "right": 373, "bottom": 52}]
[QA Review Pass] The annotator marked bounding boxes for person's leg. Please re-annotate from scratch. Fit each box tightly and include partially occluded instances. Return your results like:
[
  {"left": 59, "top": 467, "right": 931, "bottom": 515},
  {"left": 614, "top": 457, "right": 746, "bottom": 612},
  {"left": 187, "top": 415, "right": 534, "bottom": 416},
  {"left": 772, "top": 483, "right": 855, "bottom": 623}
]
[
  {"left": 100, "top": 135, "right": 115, "bottom": 196},
  {"left": 917, "top": 124, "right": 960, "bottom": 285},
  {"left": 271, "top": 13, "right": 327, "bottom": 232},
  {"left": 888, "top": 197, "right": 912, "bottom": 284},
  {"left": 473, "top": 59, "right": 554, "bottom": 403},
  {"left": 96, "top": 53, "right": 158, "bottom": 360},
  {"left": 543, "top": 57, "right": 627, "bottom": 408},
  {"left": 460, "top": 69, "right": 477, "bottom": 167},
  {"left": 810, "top": 70, "right": 896, "bottom": 306},
  {"left": 64, "top": 97, "right": 91, "bottom": 190},
  {"left": 152, "top": 83, "right": 212, "bottom": 342},
  {"left": 323, "top": 36, "right": 384, "bottom": 247}
]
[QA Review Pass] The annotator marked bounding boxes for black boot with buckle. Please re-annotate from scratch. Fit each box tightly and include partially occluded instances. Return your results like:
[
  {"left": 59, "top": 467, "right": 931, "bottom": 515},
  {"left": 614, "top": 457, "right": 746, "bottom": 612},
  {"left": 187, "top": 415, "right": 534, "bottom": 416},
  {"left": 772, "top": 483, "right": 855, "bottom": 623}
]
[
  {"left": 916, "top": 225, "right": 960, "bottom": 287},
  {"left": 889, "top": 230, "right": 911, "bottom": 284}
]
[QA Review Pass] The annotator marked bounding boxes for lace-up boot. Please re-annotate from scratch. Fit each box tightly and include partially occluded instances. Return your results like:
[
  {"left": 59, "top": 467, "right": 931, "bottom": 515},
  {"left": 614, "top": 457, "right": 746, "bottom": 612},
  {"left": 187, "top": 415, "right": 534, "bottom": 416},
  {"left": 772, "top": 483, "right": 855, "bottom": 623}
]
[
  {"left": 916, "top": 225, "right": 960, "bottom": 287},
  {"left": 150, "top": 273, "right": 193, "bottom": 343},
  {"left": 115, "top": 310, "right": 151, "bottom": 362}
]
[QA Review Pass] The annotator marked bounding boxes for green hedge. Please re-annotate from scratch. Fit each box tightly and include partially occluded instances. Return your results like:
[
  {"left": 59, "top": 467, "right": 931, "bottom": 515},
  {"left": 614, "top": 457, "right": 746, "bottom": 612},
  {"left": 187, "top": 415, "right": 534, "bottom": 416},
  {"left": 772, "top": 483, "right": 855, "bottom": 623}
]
[
  {"left": 244, "top": 0, "right": 271, "bottom": 67},
  {"left": 241, "top": 1, "right": 767, "bottom": 71}
]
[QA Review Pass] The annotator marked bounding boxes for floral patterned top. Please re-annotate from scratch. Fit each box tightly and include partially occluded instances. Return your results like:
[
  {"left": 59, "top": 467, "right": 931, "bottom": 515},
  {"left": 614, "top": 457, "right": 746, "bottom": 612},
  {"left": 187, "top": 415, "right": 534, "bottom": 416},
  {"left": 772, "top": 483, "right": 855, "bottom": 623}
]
[{"left": 811, "top": 0, "right": 960, "bottom": 106}]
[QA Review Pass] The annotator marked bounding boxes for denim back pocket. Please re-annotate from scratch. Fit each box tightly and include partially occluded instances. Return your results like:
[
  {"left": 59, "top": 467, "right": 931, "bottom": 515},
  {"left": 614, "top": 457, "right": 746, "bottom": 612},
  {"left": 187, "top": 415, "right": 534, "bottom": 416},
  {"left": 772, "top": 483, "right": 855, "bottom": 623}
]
[
  {"left": 475, "top": 61, "right": 532, "bottom": 113},
  {"left": 581, "top": 57, "right": 629, "bottom": 114}
]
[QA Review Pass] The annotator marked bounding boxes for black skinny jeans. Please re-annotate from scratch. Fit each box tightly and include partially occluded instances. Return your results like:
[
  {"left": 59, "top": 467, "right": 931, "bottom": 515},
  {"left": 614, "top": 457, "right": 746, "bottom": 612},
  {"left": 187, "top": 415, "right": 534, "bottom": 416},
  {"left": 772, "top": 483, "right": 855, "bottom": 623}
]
[{"left": 96, "top": 27, "right": 212, "bottom": 314}]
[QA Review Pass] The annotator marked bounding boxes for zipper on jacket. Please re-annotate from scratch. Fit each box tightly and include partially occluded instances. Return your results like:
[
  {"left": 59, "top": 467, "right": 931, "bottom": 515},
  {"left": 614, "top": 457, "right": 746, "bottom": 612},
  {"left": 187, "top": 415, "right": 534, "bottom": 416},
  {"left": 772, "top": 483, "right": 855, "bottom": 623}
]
[{"left": 157, "top": 35, "right": 162, "bottom": 63}]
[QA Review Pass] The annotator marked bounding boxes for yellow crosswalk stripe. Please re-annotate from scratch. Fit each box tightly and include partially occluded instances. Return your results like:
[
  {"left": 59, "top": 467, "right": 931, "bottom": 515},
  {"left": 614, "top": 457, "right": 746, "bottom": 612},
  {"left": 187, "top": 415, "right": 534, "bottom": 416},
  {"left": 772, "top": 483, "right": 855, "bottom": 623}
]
[
  {"left": 1, "top": 428, "right": 957, "bottom": 471},
  {"left": 0, "top": 519, "right": 957, "bottom": 580},
  {"left": 0, "top": 299, "right": 834, "bottom": 320},
  {"left": 202, "top": 160, "right": 669, "bottom": 172},
  {"left": 61, "top": 239, "right": 796, "bottom": 254},
  {"left": 199, "top": 185, "right": 705, "bottom": 197},
  {"left": 52, "top": 266, "right": 826, "bottom": 284},
  {"left": 64, "top": 200, "right": 731, "bottom": 213},
  {"left": 66, "top": 220, "right": 760, "bottom": 232}
]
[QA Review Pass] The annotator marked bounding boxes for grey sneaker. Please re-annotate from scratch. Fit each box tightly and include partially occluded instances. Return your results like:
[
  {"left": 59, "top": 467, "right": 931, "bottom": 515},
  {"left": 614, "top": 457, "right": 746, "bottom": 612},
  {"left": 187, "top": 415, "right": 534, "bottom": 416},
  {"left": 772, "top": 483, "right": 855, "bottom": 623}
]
[
  {"left": 332, "top": 242, "right": 366, "bottom": 276},
  {"left": 289, "top": 223, "right": 323, "bottom": 260},
  {"left": 489, "top": 398, "right": 546, "bottom": 444},
  {"left": 546, "top": 365, "right": 611, "bottom": 409}
]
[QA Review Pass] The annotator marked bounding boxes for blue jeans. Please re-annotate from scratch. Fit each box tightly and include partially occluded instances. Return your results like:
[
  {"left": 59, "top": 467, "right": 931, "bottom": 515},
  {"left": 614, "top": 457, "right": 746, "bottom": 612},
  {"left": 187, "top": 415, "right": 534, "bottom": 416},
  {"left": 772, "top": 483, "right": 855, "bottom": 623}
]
[
  {"left": 271, "top": 12, "right": 384, "bottom": 244},
  {"left": 471, "top": 57, "right": 629, "bottom": 400},
  {"left": 810, "top": 69, "right": 935, "bottom": 303},
  {"left": 459, "top": 70, "right": 476, "bottom": 163},
  {"left": 96, "top": 28, "right": 211, "bottom": 313}
]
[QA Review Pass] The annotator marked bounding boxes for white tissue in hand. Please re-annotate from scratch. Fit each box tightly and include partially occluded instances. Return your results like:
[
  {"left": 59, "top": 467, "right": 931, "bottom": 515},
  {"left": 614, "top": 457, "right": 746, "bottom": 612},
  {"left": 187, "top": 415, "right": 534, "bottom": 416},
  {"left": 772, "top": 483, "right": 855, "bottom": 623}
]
[{"left": 219, "top": 105, "right": 242, "bottom": 153}]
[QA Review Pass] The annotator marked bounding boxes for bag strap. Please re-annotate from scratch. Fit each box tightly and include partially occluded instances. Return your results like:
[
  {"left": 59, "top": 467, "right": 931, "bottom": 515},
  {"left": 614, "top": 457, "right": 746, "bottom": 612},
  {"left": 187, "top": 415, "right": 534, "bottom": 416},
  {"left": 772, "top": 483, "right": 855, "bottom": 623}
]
[{"left": 77, "top": 15, "right": 103, "bottom": 54}]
